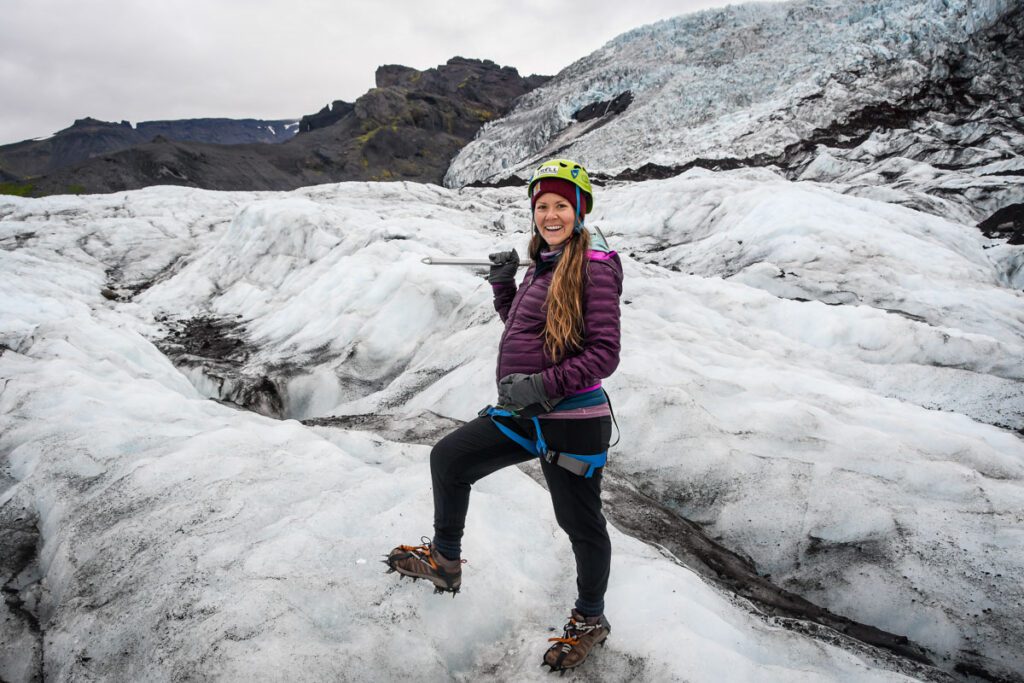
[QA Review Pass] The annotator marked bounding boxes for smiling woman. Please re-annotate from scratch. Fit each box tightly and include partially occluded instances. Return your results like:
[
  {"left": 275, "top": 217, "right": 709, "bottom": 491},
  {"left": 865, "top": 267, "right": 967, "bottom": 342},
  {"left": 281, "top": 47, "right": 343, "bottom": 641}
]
[
  {"left": 386, "top": 158, "right": 625, "bottom": 674},
  {"left": 533, "top": 191, "right": 576, "bottom": 246}
]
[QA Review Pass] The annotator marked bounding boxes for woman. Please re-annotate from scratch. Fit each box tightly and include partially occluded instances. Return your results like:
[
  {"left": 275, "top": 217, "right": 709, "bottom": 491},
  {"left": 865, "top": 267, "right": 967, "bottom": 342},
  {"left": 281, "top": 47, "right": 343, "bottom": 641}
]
[{"left": 387, "top": 158, "right": 623, "bottom": 673}]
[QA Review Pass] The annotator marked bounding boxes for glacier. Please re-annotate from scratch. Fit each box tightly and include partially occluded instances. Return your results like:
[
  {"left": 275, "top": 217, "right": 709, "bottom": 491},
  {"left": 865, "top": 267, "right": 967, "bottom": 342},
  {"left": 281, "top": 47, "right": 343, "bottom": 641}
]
[{"left": 445, "top": 0, "right": 1023, "bottom": 231}]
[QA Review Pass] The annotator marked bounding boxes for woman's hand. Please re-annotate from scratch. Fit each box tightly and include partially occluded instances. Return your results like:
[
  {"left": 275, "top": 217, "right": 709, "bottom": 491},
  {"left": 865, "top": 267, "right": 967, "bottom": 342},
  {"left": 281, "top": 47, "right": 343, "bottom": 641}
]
[
  {"left": 497, "top": 372, "right": 553, "bottom": 412},
  {"left": 487, "top": 250, "right": 519, "bottom": 284}
]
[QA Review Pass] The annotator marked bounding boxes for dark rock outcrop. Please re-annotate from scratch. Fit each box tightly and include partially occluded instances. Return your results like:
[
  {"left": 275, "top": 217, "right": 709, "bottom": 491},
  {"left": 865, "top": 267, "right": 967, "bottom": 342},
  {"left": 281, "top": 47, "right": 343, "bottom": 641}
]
[
  {"left": 1, "top": 118, "right": 139, "bottom": 180},
  {"left": 15, "top": 58, "right": 549, "bottom": 196},
  {"left": 979, "top": 203, "right": 1024, "bottom": 242},
  {"left": 299, "top": 100, "right": 355, "bottom": 133},
  {"left": 134, "top": 118, "right": 297, "bottom": 145},
  {"left": 0, "top": 117, "right": 298, "bottom": 181},
  {"left": 572, "top": 91, "right": 633, "bottom": 124}
]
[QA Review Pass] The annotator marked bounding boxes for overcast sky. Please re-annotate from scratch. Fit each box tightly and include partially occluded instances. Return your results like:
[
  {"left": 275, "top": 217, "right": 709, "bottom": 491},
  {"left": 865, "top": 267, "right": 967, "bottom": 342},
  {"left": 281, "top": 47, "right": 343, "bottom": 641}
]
[{"left": 1, "top": 0, "right": 761, "bottom": 145}]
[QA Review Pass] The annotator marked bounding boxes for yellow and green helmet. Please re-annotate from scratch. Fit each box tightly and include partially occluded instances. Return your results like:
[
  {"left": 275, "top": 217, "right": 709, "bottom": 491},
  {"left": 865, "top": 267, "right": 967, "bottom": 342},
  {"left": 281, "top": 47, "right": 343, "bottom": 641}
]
[{"left": 527, "top": 158, "right": 594, "bottom": 215}]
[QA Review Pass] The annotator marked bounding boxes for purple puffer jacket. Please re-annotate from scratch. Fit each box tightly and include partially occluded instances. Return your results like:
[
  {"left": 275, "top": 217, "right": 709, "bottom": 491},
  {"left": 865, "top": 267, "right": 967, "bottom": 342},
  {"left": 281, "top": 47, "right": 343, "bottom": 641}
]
[{"left": 492, "top": 250, "right": 623, "bottom": 399}]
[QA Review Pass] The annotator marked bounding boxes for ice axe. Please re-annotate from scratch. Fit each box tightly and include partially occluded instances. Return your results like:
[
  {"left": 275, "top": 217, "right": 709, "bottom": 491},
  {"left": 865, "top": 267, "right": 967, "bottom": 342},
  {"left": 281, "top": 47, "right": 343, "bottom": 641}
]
[{"left": 420, "top": 253, "right": 527, "bottom": 268}]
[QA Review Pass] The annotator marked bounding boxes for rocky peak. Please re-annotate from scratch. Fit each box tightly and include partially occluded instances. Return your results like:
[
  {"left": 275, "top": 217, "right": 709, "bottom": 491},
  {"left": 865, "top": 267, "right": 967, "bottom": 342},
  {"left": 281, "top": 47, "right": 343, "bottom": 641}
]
[
  {"left": 375, "top": 64, "right": 421, "bottom": 89},
  {"left": 70, "top": 117, "right": 133, "bottom": 131},
  {"left": 370, "top": 58, "right": 548, "bottom": 112},
  {"left": 299, "top": 100, "right": 355, "bottom": 133}
]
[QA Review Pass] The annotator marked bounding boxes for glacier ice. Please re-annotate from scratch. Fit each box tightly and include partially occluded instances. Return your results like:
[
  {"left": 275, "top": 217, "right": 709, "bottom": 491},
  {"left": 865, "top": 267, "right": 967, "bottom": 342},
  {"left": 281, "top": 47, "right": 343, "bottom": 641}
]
[
  {"left": 445, "top": 0, "right": 1023, "bottom": 233},
  {"left": 2, "top": 168, "right": 1023, "bottom": 680}
]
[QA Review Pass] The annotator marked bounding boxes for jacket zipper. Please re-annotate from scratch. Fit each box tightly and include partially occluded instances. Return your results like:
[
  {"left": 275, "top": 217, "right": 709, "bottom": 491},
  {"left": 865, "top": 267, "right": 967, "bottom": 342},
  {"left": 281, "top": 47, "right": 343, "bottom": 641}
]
[{"left": 496, "top": 266, "right": 543, "bottom": 379}]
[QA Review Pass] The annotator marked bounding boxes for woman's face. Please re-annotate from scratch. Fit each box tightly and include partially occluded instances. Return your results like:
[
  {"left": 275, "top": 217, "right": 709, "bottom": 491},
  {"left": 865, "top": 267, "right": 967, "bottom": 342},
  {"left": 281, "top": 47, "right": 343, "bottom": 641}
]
[{"left": 533, "top": 192, "right": 576, "bottom": 248}]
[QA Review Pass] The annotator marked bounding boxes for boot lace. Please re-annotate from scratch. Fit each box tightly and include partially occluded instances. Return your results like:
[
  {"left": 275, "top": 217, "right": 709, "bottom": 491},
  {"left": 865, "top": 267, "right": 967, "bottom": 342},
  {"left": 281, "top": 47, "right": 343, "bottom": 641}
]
[
  {"left": 548, "top": 614, "right": 600, "bottom": 650},
  {"left": 395, "top": 537, "right": 466, "bottom": 571},
  {"left": 396, "top": 537, "right": 439, "bottom": 569}
]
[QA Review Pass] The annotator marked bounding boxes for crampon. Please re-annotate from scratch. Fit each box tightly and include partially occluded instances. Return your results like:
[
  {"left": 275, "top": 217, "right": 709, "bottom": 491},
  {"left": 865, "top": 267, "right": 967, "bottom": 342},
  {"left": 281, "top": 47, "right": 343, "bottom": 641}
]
[
  {"left": 541, "top": 610, "right": 611, "bottom": 674},
  {"left": 384, "top": 537, "right": 464, "bottom": 596}
]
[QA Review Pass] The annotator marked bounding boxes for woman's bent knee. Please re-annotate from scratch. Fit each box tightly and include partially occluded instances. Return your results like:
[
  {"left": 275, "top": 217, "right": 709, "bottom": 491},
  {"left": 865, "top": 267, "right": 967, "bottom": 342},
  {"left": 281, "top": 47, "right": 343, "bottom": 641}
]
[{"left": 430, "top": 441, "right": 455, "bottom": 480}]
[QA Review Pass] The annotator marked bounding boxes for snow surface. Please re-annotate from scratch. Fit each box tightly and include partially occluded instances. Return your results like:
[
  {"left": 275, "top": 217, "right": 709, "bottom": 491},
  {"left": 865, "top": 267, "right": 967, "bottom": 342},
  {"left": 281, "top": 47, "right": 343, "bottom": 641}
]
[{"left": 1, "top": 173, "right": 1022, "bottom": 681}]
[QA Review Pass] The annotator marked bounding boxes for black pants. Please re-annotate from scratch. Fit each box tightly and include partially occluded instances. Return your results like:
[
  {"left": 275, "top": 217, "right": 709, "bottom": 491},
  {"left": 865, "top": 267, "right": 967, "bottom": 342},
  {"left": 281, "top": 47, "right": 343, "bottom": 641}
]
[{"left": 430, "top": 415, "right": 613, "bottom": 616}]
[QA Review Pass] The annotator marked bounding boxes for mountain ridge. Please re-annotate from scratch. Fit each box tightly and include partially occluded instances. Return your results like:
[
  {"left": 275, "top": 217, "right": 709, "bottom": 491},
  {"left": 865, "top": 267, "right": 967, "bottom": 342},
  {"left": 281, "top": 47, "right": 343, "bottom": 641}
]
[
  {"left": 3, "top": 58, "right": 548, "bottom": 196},
  {"left": 0, "top": 116, "right": 299, "bottom": 180}
]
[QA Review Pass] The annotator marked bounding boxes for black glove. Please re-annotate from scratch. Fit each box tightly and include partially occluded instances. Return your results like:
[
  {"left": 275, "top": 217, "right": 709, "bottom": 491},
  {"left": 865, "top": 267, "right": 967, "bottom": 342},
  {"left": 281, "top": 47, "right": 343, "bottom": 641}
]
[
  {"left": 487, "top": 250, "right": 519, "bottom": 284},
  {"left": 497, "top": 373, "right": 554, "bottom": 412}
]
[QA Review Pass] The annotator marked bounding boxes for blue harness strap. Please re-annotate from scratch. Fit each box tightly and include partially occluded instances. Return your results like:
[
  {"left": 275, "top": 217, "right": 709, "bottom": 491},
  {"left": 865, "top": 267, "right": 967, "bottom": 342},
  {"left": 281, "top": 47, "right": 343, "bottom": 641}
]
[{"left": 483, "top": 406, "right": 607, "bottom": 478}]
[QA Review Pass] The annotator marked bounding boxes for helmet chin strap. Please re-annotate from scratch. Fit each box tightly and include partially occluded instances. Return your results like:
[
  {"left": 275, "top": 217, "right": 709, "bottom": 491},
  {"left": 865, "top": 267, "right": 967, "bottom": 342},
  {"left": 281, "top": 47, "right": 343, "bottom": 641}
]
[{"left": 573, "top": 185, "right": 584, "bottom": 234}]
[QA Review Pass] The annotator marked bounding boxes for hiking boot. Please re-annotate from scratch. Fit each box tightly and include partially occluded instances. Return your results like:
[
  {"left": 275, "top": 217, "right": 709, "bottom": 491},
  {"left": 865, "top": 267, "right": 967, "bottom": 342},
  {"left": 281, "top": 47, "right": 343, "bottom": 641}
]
[
  {"left": 542, "top": 609, "right": 611, "bottom": 673},
  {"left": 384, "top": 537, "right": 464, "bottom": 595}
]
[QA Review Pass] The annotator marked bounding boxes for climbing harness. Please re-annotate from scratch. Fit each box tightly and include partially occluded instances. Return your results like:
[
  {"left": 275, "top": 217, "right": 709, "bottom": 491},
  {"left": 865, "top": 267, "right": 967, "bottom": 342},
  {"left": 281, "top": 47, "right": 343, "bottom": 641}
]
[{"left": 479, "top": 388, "right": 618, "bottom": 478}]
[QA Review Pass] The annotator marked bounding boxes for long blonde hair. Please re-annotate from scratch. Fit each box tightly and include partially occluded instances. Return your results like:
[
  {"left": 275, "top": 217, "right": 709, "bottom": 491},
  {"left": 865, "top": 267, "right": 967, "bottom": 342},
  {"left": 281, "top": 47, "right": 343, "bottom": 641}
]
[{"left": 528, "top": 225, "right": 591, "bottom": 362}]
